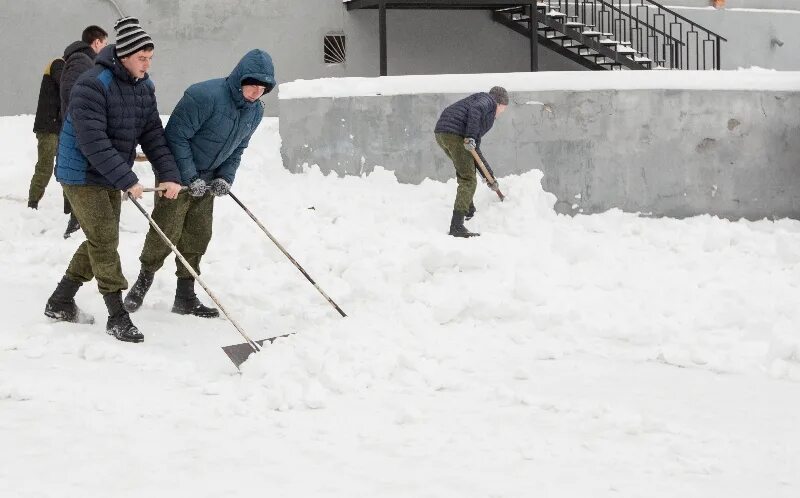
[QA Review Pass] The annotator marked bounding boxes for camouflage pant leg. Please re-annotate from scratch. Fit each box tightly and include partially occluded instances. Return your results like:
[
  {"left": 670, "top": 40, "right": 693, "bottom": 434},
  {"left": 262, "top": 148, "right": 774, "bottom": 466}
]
[
  {"left": 28, "top": 132, "right": 58, "bottom": 203},
  {"left": 174, "top": 193, "right": 214, "bottom": 279},
  {"left": 62, "top": 185, "right": 127, "bottom": 295},
  {"left": 139, "top": 192, "right": 193, "bottom": 275},
  {"left": 436, "top": 133, "right": 477, "bottom": 214}
]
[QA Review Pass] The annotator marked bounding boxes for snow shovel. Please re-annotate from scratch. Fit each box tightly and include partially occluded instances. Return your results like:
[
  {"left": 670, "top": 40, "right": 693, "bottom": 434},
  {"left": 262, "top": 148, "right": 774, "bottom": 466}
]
[
  {"left": 469, "top": 149, "right": 505, "bottom": 201},
  {"left": 128, "top": 190, "right": 277, "bottom": 370},
  {"left": 220, "top": 192, "right": 348, "bottom": 365}
]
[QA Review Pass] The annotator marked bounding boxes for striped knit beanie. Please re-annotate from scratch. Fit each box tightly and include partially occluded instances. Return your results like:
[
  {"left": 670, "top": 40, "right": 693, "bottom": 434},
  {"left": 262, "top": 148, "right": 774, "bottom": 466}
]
[{"left": 114, "top": 16, "right": 153, "bottom": 58}]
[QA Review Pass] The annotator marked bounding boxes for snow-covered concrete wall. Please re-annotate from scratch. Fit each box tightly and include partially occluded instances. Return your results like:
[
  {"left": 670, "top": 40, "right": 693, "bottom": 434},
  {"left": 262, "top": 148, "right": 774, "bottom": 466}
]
[
  {"left": 279, "top": 71, "right": 800, "bottom": 220},
  {"left": 0, "top": 0, "right": 581, "bottom": 117}
]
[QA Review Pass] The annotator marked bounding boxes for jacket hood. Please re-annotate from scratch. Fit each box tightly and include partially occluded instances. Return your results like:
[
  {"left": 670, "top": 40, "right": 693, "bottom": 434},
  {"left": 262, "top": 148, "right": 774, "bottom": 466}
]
[
  {"left": 95, "top": 44, "right": 149, "bottom": 83},
  {"left": 63, "top": 40, "right": 90, "bottom": 59},
  {"left": 226, "top": 49, "right": 276, "bottom": 108}
]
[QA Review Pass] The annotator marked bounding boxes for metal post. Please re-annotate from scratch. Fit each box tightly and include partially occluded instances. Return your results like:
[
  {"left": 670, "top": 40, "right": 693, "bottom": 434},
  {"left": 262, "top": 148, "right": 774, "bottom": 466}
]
[
  {"left": 530, "top": 3, "right": 539, "bottom": 71},
  {"left": 379, "top": 0, "right": 388, "bottom": 76}
]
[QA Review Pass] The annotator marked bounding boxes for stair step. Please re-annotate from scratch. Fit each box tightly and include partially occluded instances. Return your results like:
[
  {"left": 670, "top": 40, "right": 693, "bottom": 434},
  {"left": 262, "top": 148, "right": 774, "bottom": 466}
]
[
  {"left": 600, "top": 38, "right": 620, "bottom": 45},
  {"left": 565, "top": 21, "right": 585, "bottom": 28},
  {"left": 634, "top": 56, "right": 652, "bottom": 62},
  {"left": 617, "top": 46, "right": 637, "bottom": 54},
  {"left": 582, "top": 30, "right": 602, "bottom": 37},
  {"left": 546, "top": 10, "right": 567, "bottom": 17}
]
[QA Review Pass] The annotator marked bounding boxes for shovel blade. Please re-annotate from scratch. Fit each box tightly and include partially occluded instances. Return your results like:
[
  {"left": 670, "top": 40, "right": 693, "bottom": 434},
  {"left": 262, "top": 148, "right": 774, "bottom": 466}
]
[{"left": 221, "top": 334, "right": 292, "bottom": 369}]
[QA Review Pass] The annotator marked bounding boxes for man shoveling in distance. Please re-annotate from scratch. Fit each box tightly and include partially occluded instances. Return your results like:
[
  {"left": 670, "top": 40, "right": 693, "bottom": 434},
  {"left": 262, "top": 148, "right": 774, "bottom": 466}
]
[{"left": 434, "top": 86, "right": 508, "bottom": 238}]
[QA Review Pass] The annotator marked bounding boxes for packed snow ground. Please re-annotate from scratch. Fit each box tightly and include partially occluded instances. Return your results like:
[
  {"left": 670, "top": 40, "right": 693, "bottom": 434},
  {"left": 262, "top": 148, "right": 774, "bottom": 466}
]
[{"left": 1, "top": 115, "right": 799, "bottom": 497}]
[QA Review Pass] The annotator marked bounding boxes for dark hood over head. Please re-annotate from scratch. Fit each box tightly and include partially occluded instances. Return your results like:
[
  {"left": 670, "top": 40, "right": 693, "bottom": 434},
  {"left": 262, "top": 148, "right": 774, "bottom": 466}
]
[
  {"left": 226, "top": 49, "right": 276, "bottom": 107},
  {"left": 63, "top": 40, "right": 91, "bottom": 59}
]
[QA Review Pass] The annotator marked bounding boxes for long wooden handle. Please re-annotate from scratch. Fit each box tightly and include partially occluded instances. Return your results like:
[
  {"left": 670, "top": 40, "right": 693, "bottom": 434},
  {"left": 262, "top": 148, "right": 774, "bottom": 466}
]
[
  {"left": 229, "top": 192, "right": 348, "bottom": 318},
  {"left": 128, "top": 194, "right": 261, "bottom": 354},
  {"left": 468, "top": 148, "right": 505, "bottom": 201}
]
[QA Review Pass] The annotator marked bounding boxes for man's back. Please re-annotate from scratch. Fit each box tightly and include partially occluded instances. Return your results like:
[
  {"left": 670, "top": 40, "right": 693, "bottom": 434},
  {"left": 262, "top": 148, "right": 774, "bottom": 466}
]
[
  {"left": 33, "top": 57, "right": 65, "bottom": 134},
  {"left": 434, "top": 92, "right": 497, "bottom": 142},
  {"left": 60, "top": 41, "right": 96, "bottom": 119}
]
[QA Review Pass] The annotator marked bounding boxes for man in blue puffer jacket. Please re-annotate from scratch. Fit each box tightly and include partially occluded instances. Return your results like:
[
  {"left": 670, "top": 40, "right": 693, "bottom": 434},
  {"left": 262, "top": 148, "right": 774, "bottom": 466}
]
[
  {"left": 44, "top": 17, "right": 183, "bottom": 343},
  {"left": 434, "top": 86, "right": 508, "bottom": 238},
  {"left": 124, "top": 49, "right": 276, "bottom": 318}
]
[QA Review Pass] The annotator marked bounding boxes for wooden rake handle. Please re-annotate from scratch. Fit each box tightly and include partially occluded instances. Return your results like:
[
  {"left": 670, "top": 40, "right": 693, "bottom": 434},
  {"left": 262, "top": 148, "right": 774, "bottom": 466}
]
[{"left": 468, "top": 148, "right": 505, "bottom": 201}]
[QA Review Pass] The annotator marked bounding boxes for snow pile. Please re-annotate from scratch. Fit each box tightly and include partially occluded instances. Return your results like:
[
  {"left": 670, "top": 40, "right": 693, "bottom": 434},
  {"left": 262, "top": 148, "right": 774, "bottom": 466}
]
[{"left": 2, "top": 115, "right": 799, "bottom": 497}]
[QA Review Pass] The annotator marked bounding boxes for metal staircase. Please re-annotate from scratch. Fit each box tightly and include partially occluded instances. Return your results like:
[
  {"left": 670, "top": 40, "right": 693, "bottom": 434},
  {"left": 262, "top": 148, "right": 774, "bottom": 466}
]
[{"left": 493, "top": 0, "right": 727, "bottom": 70}]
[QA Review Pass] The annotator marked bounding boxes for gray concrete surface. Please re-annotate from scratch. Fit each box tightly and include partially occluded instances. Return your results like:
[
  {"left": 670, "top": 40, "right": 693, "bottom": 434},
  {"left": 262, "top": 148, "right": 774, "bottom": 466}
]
[
  {"left": 2, "top": 0, "right": 800, "bottom": 116},
  {"left": 280, "top": 88, "right": 800, "bottom": 220}
]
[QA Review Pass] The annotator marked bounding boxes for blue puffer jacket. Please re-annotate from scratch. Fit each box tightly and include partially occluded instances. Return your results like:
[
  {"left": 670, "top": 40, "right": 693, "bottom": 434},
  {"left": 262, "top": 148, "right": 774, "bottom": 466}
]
[
  {"left": 56, "top": 44, "right": 180, "bottom": 190},
  {"left": 434, "top": 92, "right": 497, "bottom": 142},
  {"left": 165, "top": 49, "right": 275, "bottom": 185},
  {"left": 434, "top": 92, "right": 499, "bottom": 178}
]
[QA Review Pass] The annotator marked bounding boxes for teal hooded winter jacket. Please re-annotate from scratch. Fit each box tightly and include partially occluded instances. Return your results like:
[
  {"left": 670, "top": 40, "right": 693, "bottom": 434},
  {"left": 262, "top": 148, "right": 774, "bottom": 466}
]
[{"left": 164, "top": 49, "right": 276, "bottom": 185}]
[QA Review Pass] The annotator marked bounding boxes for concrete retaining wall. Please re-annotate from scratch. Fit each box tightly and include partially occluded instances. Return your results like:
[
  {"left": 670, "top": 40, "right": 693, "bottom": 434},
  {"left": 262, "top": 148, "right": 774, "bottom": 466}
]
[{"left": 279, "top": 75, "right": 800, "bottom": 220}]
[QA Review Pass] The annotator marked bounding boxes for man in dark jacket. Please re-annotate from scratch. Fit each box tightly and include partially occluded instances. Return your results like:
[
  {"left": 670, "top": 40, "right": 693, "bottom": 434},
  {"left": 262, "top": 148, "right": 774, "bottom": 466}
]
[
  {"left": 123, "top": 49, "right": 276, "bottom": 318},
  {"left": 59, "top": 25, "right": 108, "bottom": 238},
  {"left": 434, "top": 86, "right": 508, "bottom": 238},
  {"left": 27, "top": 26, "right": 107, "bottom": 211},
  {"left": 44, "top": 17, "right": 182, "bottom": 343},
  {"left": 27, "top": 52, "right": 65, "bottom": 209}
]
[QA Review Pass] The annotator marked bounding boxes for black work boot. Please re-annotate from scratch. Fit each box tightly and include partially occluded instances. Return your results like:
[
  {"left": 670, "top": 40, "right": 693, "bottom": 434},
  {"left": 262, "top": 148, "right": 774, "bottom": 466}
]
[
  {"left": 63, "top": 213, "right": 81, "bottom": 239},
  {"left": 103, "top": 291, "right": 143, "bottom": 343},
  {"left": 123, "top": 269, "right": 155, "bottom": 313},
  {"left": 28, "top": 200, "right": 38, "bottom": 210},
  {"left": 172, "top": 278, "right": 219, "bottom": 318},
  {"left": 44, "top": 276, "right": 95, "bottom": 324},
  {"left": 465, "top": 202, "right": 477, "bottom": 221},
  {"left": 448, "top": 210, "right": 480, "bottom": 238}
]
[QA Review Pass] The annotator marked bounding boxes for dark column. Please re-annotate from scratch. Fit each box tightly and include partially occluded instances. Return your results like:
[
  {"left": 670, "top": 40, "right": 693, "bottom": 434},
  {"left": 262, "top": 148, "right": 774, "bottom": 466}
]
[
  {"left": 530, "top": 4, "right": 539, "bottom": 71},
  {"left": 380, "top": 1, "right": 388, "bottom": 76}
]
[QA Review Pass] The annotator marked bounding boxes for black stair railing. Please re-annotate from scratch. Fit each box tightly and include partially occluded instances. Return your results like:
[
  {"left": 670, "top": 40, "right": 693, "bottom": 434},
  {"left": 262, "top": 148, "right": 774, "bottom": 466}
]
[{"left": 537, "top": 0, "right": 726, "bottom": 69}]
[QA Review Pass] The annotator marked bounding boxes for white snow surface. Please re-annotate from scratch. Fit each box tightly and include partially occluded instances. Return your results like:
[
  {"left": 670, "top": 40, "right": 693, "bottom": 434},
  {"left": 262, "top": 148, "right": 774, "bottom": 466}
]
[
  {"left": 279, "top": 69, "right": 800, "bottom": 99},
  {"left": 1, "top": 115, "right": 800, "bottom": 497}
]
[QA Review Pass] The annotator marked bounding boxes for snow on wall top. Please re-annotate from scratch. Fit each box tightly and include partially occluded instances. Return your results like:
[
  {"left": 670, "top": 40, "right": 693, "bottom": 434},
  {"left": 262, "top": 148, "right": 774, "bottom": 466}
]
[{"left": 279, "top": 69, "right": 800, "bottom": 99}]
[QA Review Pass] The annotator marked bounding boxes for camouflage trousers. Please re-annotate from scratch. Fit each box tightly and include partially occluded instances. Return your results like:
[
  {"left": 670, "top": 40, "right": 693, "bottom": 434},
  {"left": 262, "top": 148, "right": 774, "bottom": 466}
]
[
  {"left": 139, "top": 191, "right": 214, "bottom": 279},
  {"left": 28, "top": 132, "right": 57, "bottom": 203},
  {"left": 435, "top": 132, "right": 477, "bottom": 214},
  {"left": 62, "top": 185, "right": 127, "bottom": 294}
]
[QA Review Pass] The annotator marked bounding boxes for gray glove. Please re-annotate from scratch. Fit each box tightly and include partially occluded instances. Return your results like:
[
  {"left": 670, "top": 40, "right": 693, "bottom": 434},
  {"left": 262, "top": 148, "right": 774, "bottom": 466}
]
[
  {"left": 463, "top": 138, "right": 477, "bottom": 151},
  {"left": 188, "top": 177, "right": 207, "bottom": 197},
  {"left": 209, "top": 178, "right": 231, "bottom": 197}
]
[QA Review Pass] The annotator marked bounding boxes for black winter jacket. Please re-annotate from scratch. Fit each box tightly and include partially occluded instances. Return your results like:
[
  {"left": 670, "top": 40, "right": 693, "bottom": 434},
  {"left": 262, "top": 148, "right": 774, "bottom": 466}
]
[
  {"left": 32, "top": 56, "right": 65, "bottom": 134},
  {"left": 60, "top": 41, "right": 96, "bottom": 119},
  {"left": 55, "top": 44, "right": 180, "bottom": 190}
]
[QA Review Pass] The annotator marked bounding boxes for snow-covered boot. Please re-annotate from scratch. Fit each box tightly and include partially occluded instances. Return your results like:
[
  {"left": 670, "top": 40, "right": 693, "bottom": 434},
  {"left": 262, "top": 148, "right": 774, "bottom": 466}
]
[
  {"left": 465, "top": 202, "right": 477, "bottom": 221},
  {"left": 449, "top": 210, "right": 480, "bottom": 238},
  {"left": 103, "top": 291, "right": 143, "bottom": 343},
  {"left": 44, "top": 276, "right": 95, "bottom": 324},
  {"left": 172, "top": 278, "right": 219, "bottom": 318},
  {"left": 63, "top": 213, "right": 81, "bottom": 239},
  {"left": 123, "top": 269, "right": 154, "bottom": 313}
]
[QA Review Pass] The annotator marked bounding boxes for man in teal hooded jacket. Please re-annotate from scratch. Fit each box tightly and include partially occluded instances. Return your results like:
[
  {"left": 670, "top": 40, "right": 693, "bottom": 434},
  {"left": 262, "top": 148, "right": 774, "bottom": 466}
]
[{"left": 124, "top": 49, "right": 276, "bottom": 317}]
